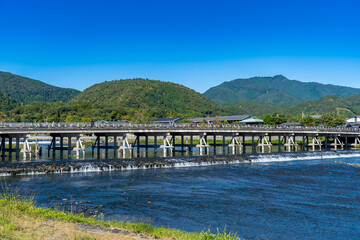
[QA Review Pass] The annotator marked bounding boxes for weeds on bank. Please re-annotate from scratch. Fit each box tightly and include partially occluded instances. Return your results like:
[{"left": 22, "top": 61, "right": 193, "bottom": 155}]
[
  {"left": 74, "top": 236, "right": 98, "bottom": 240},
  {"left": 0, "top": 190, "right": 239, "bottom": 240}
]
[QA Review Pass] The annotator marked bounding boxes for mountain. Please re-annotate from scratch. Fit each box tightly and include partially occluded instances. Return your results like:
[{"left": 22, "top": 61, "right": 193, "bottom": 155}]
[
  {"left": 203, "top": 75, "right": 360, "bottom": 106},
  {"left": 71, "top": 78, "right": 232, "bottom": 117},
  {"left": 0, "top": 71, "right": 80, "bottom": 104},
  {"left": 288, "top": 94, "right": 360, "bottom": 115}
]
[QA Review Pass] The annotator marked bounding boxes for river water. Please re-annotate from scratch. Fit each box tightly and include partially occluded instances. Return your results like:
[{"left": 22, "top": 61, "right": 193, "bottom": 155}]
[{"left": 1, "top": 153, "right": 360, "bottom": 239}]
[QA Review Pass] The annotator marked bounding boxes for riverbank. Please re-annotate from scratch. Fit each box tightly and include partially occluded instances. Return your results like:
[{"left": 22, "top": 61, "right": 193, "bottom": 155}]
[{"left": 0, "top": 192, "right": 238, "bottom": 240}]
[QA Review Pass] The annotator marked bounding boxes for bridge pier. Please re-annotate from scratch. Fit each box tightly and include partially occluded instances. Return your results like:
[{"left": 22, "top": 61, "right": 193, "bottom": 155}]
[
  {"left": 34, "top": 139, "right": 42, "bottom": 157},
  {"left": 330, "top": 135, "right": 344, "bottom": 150},
  {"left": 222, "top": 136, "right": 226, "bottom": 153},
  {"left": 351, "top": 136, "right": 360, "bottom": 148},
  {"left": 212, "top": 135, "right": 216, "bottom": 154},
  {"left": 154, "top": 136, "right": 158, "bottom": 152},
  {"left": 190, "top": 135, "right": 193, "bottom": 152},
  {"left": 306, "top": 136, "right": 310, "bottom": 151},
  {"left": 228, "top": 134, "right": 242, "bottom": 154},
  {"left": 309, "top": 135, "right": 322, "bottom": 151},
  {"left": 345, "top": 136, "right": 348, "bottom": 149},
  {"left": 171, "top": 135, "right": 192, "bottom": 154},
  {"left": 324, "top": 136, "right": 328, "bottom": 150},
  {"left": 92, "top": 133, "right": 128, "bottom": 158},
  {"left": 73, "top": 136, "right": 85, "bottom": 159},
  {"left": 181, "top": 135, "right": 184, "bottom": 152},
  {"left": 135, "top": 135, "right": 140, "bottom": 154},
  {"left": 302, "top": 136, "right": 305, "bottom": 151},
  {"left": 118, "top": 134, "right": 133, "bottom": 158},
  {"left": 284, "top": 134, "right": 298, "bottom": 152},
  {"left": 251, "top": 136, "right": 256, "bottom": 153},
  {"left": 258, "top": 134, "right": 272, "bottom": 153},
  {"left": 48, "top": 133, "right": 82, "bottom": 159},
  {"left": 160, "top": 134, "right": 174, "bottom": 157},
  {"left": 196, "top": 133, "right": 210, "bottom": 155},
  {"left": 301, "top": 135, "right": 309, "bottom": 151},
  {"left": 133, "top": 133, "right": 173, "bottom": 157},
  {"left": 278, "top": 135, "right": 283, "bottom": 152},
  {"left": 0, "top": 134, "right": 30, "bottom": 160}
]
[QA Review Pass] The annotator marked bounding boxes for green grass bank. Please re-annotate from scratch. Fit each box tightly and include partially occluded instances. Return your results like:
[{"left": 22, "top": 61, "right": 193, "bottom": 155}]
[{"left": 0, "top": 192, "right": 240, "bottom": 240}]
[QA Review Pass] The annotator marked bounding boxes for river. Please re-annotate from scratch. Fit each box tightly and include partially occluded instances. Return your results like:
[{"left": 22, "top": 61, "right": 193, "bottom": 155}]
[{"left": 1, "top": 152, "right": 360, "bottom": 239}]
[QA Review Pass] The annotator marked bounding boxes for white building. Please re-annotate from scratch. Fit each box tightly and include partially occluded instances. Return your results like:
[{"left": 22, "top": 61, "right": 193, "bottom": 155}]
[{"left": 346, "top": 116, "right": 360, "bottom": 123}]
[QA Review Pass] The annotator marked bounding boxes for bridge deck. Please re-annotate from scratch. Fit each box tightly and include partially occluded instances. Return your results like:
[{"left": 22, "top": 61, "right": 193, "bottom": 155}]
[{"left": 0, "top": 122, "right": 359, "bottom": 136}]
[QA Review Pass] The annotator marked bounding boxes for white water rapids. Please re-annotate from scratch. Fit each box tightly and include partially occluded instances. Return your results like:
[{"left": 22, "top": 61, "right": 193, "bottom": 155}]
[{"left": 1, "top": 150, "right": 360, "bottom": 176}]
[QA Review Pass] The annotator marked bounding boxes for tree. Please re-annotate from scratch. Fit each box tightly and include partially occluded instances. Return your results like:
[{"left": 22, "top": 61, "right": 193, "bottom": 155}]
[
  {"left": 65, "top": 115, "right": 74, "bottom": 123},
  {"left": 263, "top": 115, "right": 273, "bottom": 125},
  {"left": 263, "top": 113, "right": 287, "bottom": 125},
  {"left": 300, "top": 116, "right": 315, "bottom": 126}
]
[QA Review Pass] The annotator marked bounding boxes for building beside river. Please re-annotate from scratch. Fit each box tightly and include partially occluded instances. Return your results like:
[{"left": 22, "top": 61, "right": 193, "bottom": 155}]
[
  {"left": 190, "top": 115, "right": 250, "bottom": 124},
  {"left": 190, "top": 115, "right": 264, "bottom": 125},
  {"left": 346, "top": 116, "right": 360, "bottom": 128},
  {"left": 153, "top": 118, "right": 181, "bottom": 125}
]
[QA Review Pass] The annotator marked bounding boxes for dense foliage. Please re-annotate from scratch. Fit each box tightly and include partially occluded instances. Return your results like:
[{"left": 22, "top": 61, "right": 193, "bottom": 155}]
[
  {"left": 0, "top": 91, "right": 19, "bottom": 112},
  {"left": 0, "top": 91, "right": 19, "bottom": 121},
  {"left": 226, "top": 94, "right": 360, "bottom": 117},
  {"left": 203, "top": 75, "right": 360, "bottom": 106},
  {"left": 263, "top": 113, "right": 346, "bottom": 127},
  {"left": 71, "top": 78, "right": 230, "bottom": 117},
  {"left": 287, "top": 94, "right": 360, "bottom": 116},
  {"left": 223, "top": 101, "right": 286, "bottom": 116},
  {"left": 9, "top": 101, "right": 231, "bottom": 123},
  {"left": 0, "top": 71, "right": 80, "bottom": 104},
  {"left": 7, "top": 100, "right": 348, "bottom": 127}
]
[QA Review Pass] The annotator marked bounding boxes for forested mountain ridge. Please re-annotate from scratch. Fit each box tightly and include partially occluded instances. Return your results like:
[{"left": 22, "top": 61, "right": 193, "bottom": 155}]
[
  {"left": 288, "top": 94, "right": 360, "bottom": 115},
  {"left": 203, "top": 75, "right": 360, "bottom": 106},
  {"left": 71, "top": 78, "right": 230, "bottom": 117},
  {"left": 223, "top": 101, "right": 287, "bottom": 116},
  {"left": 0, "top": 91, "right": 19, "bottom": 113},
  {"left": 2, "top": 75, "right": 236, "bottom": 122},
  {"left": 0, "top": 71, "right": 80, "bottom": 104}
]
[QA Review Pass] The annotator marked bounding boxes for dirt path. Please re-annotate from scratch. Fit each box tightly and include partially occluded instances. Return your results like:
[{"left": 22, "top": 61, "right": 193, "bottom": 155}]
[{"left": 1, "top": 212, "right": 154, "bottom": 240}]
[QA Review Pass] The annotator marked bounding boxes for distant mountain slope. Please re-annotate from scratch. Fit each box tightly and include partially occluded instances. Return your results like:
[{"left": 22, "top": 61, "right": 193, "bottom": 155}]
[
  {"left": 203, "top": 75, "right": 360, "bottom": 106},
  {"left": 224, "top": 101, "right": 288, "bottom": 116},
  {"left": 288, "top": 94, "right": 360, "bottom": 115},
  {"left": 0, "top": 71, "right": 80, "bottom": 104},
  {"left": 0, "top": 91, "right": 19, "bottom": 113},
  {"left": 71, "top": 78, "right": 231, "bottom": 117}
]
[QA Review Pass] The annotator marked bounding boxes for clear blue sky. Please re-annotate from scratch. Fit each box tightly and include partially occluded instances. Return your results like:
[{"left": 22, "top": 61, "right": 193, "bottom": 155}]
[{"left": 0, "top": 0, "right": 359, "bottom": 93}]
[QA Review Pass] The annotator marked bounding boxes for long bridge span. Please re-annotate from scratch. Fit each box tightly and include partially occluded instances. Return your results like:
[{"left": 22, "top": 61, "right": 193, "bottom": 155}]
[{"left": 1, "top": 122, "right": 360, "bottom": 159}]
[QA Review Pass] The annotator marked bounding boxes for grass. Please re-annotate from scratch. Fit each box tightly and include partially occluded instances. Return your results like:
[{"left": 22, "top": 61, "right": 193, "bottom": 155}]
[{"left": 0, "top": 190, "right": 240, "bottom": 240}]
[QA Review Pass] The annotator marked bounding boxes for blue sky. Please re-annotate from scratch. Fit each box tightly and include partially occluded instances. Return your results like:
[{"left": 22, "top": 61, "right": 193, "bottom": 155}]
[{"left": 0, "top": 0, "right": 359, "bottom": 92}]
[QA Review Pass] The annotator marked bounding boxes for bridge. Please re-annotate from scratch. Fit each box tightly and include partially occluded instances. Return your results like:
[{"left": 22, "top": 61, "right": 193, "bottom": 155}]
[{"left": 1, "top": 122, "right": 360, "bottom": 159}]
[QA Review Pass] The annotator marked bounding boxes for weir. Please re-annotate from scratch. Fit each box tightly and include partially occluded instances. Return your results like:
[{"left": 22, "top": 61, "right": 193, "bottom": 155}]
[{"left": 1, "top": 123, "right": 360, "bottom": 159}]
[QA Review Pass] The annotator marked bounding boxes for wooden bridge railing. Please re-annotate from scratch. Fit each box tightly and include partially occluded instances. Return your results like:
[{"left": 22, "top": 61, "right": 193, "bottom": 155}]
[{"left": 0, "top": 122, "right": 359, "bottom": 133}]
